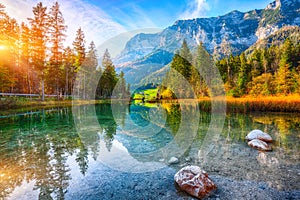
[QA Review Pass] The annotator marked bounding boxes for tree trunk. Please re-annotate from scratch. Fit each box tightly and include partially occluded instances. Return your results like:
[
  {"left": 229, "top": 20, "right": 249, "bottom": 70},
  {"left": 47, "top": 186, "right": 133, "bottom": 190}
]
[
  {"left": 56, "top": 79, "right": 59, "bottom": 100},
  {"left": 65, "top": 67, "right": 68, "bottom": 98},
  {"left": 41, "top": 79, "right": 45, "bottom": 101},
  {"left": 84, "top": 73, "right": 86, "bottom": 100}
]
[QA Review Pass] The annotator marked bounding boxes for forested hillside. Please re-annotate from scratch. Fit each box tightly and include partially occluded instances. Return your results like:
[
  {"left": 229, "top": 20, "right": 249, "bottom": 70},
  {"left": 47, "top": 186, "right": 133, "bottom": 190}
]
[{"left": 161, "top": 35, "right": 300, "bottom": 98}]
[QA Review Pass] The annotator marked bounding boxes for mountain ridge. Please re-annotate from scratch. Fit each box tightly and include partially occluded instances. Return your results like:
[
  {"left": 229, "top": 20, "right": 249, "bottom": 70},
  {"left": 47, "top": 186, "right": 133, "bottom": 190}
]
[{"left": 114, "top": 0, "right": 300, "bottom": 87}]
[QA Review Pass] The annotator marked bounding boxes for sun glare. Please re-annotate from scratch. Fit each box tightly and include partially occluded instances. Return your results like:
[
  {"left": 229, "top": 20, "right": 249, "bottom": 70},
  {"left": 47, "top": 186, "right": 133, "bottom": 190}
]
[{"left": 0, "top": 45, "right": 6, "bottom": 50}]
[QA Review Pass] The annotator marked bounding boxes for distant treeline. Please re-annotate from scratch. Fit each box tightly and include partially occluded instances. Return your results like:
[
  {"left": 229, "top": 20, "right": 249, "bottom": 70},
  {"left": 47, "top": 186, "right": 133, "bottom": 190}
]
[
  {"left": 0, "top": 2, "right": 129, "bottom": 100},
  {"left": 161, "top": 35, "right": 300, "bottom": 98}
]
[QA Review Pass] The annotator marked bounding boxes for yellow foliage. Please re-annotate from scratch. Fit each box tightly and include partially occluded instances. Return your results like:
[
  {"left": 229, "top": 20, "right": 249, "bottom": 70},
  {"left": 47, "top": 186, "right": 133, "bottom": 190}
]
[{"left": 161, "top": 88, "right": 174, "bottom": 99}]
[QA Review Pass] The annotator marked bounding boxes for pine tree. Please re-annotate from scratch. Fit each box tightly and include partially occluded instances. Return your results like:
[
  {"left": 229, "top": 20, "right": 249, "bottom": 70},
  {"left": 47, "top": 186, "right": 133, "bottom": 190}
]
[
  {"left": 237, "top": 53, "right": 251, "bottom": 95},
  {"left": 275, "top": 39, "right": 294, "bottom": 95},
  {"left": 72, "top": 27, "right": 86, "bottom": 98},
  {"left": 6, "top": 18, "right": 19, "bottom": 93},
  {"left": 84, "top": 41, "right": 98, "bottom": 71},
  {"left": 0, "top": 3, "right": 8, "bottom": 43},
  {"left": 194, "top": 43, "right": 211, "bottom": 96},
  {"left": 0, "top": 5, "right": 18, "bottom": 93},
  {"left": 180, "top": 39, "right": 193, "bottom": 63},
  {"left": 47, "top": 1, "right": 67, "bottom": 99},
  {"left": 261, "top": 48, "right": 270, "bottom": 73},
  {"left": 220, "top": 37, "right": 231, "bottom": 80},
  {"left": 250, "top": 49, "right": 263, "bottom": 78},
  {"left": 97, "top": 49, "right": 117, "bottom": 98},
  {"left": 72, "top": 27, "right": 86, "bottom": 72},
  {"left": 20, "top": 23, "right": 32, "bottom": 94},
  {"left": 83, "top": 41, "right": 99, "bottom": 99},
  {"left": 28, "top": 2, "right": 48, "bottom": 100},
  {"left": 62, "top": 46, "right": 75, "bottom": 97},
  {"left": 162, "top": 40, "right": 193, "bottom": 98},
  {"left": 170, "top": 54, "right": 192, "bottom": 80},
  {"left": 114, "top": 71, "right": 126, "bottom": 98}
]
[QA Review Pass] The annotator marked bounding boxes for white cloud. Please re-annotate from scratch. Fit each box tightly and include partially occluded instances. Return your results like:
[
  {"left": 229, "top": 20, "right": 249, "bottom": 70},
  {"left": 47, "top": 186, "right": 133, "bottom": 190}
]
[
  {"left": 180, "top": 0, "right": 210, "bottom": 19},
  {"left": 2, "top": 0, "right": 126, "bottom": 47},
  {"left": 59, "top": 0, "right": 126, "bottom": 47},
  {"left": 108, "top": 3, "right": 157, "bottom": 30}
]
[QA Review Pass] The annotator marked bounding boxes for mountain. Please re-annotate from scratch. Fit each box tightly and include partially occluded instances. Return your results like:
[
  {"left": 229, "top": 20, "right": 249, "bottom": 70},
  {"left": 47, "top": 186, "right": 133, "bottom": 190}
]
[
  {"left": 245, "top": 25, "right": 300, "bottom": 54},
  {"left": 115, "top": 0, "right": 300, "bottom": 87},
  {"left": 122, "top": 50, "right": 173, "bottom": 85}
]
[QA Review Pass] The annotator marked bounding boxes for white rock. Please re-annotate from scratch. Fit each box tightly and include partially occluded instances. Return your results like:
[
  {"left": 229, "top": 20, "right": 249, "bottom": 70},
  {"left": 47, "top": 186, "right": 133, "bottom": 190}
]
[
  {"left": 246, "top": 129, "right": 273, "bottom": 142},
  {"left": 185, "top": 157, "right": 192, "bottom": 162},
  {"left": 248, "top": 139, "right": 272, "bottom": 151},
  {"left": 168, "top": 157, "right": 179, "bottom": 164}
]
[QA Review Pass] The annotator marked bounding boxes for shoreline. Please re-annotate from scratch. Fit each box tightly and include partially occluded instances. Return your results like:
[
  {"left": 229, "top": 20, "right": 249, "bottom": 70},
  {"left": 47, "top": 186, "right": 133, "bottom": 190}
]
[{"left": 1, "top": 95, "right": 300, "bottom": 115}]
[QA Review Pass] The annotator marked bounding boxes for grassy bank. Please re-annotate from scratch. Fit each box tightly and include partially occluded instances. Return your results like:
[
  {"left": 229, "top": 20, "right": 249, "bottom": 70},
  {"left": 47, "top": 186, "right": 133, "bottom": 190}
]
[
  {"left": 196, "top": 95, "right": 300, "bottom": 113},
  {"left": 1, "top": 95, "right": 300, "bottom": 115},
  {"left": 157, "top": 95, "right": 300, "bottom": 113},
  {"left": 0, "top": 97, "right": 111, "bottom": 116},
  {"left": 132, "top": 88, "right": 158, "bottom": 100},
  {"left": 226, "top": 96, "right": 300, "bottom": 113}
]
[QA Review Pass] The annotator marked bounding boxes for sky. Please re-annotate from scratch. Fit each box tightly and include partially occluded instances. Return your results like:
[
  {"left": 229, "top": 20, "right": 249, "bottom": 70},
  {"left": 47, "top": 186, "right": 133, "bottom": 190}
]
[{"left": 2, "top": 0, "right": 272, "bottom": 54}]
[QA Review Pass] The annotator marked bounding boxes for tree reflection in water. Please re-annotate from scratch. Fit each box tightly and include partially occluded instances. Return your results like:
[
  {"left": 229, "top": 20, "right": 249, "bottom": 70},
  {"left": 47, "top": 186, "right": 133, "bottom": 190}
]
[{"left": 0, "top": 104, "right": 299, "bottom": 198}]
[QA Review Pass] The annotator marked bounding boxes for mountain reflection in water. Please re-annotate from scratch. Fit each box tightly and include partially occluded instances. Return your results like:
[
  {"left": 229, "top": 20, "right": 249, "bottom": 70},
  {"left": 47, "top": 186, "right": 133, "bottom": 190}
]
[{"left": 0, "top": 102, "right": 299, "bottom": 199}]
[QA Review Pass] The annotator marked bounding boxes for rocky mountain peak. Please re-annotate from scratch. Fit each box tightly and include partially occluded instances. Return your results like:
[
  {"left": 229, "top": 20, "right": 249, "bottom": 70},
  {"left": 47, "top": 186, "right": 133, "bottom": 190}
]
[
  {"left": 114, "top": 0, "right": 300, "bottom": 86},
  {"left": 265, "top": 0, "right": 281, "bottom": 10}
]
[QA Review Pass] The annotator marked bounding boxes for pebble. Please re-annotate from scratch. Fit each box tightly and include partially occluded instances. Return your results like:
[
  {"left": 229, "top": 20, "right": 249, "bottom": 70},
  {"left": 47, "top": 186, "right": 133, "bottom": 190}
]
[
  {"left": 168, "top": 157, "right": 179, "bottom": 165},
  {"left": 185, "top": 157, "right": 192, "bottom": 162}
]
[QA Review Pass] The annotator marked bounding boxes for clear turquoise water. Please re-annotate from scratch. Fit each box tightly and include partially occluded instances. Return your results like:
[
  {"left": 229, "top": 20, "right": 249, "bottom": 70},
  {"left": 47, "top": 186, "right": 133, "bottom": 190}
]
[{"left": 0, "top": 103, "right": 299, "bottom": 199}]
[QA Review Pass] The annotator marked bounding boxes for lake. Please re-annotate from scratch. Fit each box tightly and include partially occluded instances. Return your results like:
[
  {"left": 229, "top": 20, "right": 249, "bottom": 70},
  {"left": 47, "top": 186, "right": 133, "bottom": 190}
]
[{"left": 0, "top": 102, "right": 299, "bottom": 199}]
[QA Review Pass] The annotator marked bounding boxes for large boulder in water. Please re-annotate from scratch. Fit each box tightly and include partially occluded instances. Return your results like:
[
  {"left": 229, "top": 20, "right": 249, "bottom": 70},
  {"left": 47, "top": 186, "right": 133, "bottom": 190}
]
[
  {"left": 245, "top": 129, "right": 273, "bottom": 142},
  {"left": 174, "top": 165, "right": 216, "bottom": 199},
  {"left": 248, "top": 139, "right": 272, "bottom": 151}
]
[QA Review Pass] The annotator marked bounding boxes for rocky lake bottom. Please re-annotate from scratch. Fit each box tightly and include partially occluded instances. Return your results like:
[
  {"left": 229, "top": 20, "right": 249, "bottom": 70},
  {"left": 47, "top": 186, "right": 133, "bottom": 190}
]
[{"left": 0, "top": 104, "right": 299, "bottom": 199}]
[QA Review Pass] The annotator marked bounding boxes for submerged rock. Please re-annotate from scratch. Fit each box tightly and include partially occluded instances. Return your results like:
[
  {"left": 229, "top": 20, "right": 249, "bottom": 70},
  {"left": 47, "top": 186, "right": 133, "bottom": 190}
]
[
  {"left": 168, "top": 157, "right": 179, "bottom": 165},
  {"left": 246, "top": 129, "right": 273, "bottom": 142},
  {"left": 185, "top": 157, "right": 192, "bottom": 162},
  {"left": 174, "top": 165, "right": 216, "bottom": 199},
  {"left": 248, "top": 139, "right": 272, "bottom": 151}
]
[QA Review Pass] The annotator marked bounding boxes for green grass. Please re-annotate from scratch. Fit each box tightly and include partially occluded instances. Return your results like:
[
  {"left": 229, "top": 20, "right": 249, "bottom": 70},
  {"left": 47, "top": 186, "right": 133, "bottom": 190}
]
[{"left": 132, "top": 88, "right": 158, "bottom": 101}]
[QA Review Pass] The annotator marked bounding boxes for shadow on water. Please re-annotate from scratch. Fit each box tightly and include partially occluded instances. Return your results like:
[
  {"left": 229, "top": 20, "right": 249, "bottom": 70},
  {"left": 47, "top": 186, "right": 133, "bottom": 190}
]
[{"left": 0, "top": 102, "right": 299, "bottom": 199}]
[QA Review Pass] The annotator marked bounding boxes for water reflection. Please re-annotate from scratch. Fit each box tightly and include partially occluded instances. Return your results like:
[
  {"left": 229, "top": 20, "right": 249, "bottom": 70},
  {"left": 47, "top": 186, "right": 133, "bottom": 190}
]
[
  {"left": 0, "top": 103, "right": 299, "bottom": 199},
  {"left": 0, "top": 108, "right": 78, "bottom": 199}
]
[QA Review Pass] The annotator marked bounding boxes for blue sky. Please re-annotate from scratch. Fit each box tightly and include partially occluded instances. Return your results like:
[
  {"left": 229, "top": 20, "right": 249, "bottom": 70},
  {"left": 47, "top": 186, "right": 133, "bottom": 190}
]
[
  {"left": 2, "top": 0, "right": 272, "bottom": 49},
  {"left": 87, "top": 0, "right": 272, "bottom": 28}
]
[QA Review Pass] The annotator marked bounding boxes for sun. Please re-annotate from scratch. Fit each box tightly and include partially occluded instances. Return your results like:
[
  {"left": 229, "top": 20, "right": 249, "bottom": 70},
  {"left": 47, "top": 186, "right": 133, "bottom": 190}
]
[{"left": 0, "top": 45, "right": 6, "bottom": 50}]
